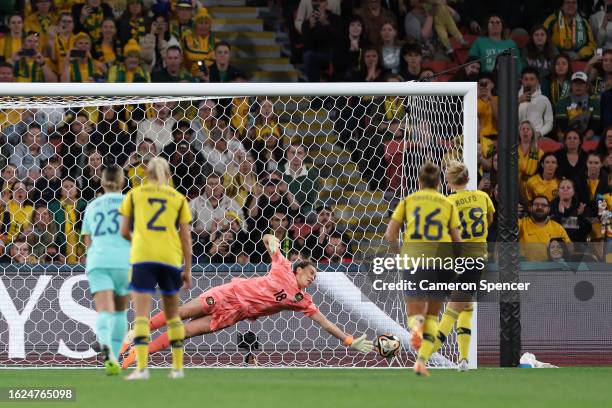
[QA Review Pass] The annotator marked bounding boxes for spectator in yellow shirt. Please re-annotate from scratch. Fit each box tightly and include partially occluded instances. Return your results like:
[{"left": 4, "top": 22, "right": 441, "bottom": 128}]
[
  {"left": 543, "top": 0, "right": 596, "bottom": 61},
  {"left": 183, "top": 7, "right": 218, "bottom": 75},
  {"left": 60, "top": 32, "right": 105, "bottom": 82},
  {"left": 45, "top": 12, "right": 75, "bottom": 75},
  {"left": 518, "top": 120, "right": 544, "bottom": 198},
  {"left": 92, "top": 17, "right": 122, "bottom": 68},
  {"left": 107, "top": 39, "right": 151, "bottom": 82},
  {"left": 519, "top": 196, "right": 573, "bottom": 261},
  {"left": 11, "top": 31, "right": 57, "bottom": 82},
  {"left": 0, "top": 14, "right": 25, "bottom": 62},
  {"left": 525, "top": 152, "right": 561, "bottom": 203},
  {"left": 477, "top": 73, "right": 498, "bottom": 161},
  {"left": 25, "top": 0, "right": 57, "bottom": 46},
  {"left": 170, "top": 0, "right": 195, "bottom": 40},
  {"left": 4, "top": 181, "right": 34, "bottom": 243}
]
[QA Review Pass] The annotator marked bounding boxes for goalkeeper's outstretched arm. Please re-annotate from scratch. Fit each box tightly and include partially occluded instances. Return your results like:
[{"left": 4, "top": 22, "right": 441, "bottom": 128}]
[{"left": 309, "top": 311, "right": 373, "bottom": 353}]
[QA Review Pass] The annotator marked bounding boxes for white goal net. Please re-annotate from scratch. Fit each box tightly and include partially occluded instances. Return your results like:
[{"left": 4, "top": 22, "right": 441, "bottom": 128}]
[{"left": 0, "top": 83, "right": 477, "bottom": 368}]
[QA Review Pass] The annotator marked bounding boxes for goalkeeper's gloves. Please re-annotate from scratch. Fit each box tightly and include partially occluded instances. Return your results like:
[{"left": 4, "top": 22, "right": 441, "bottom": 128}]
[
  {"left": 267, "top": 236, "right": 280, "bottom": 254},
  {"left": 344, "top": 334, "right": 373, "bottom": 353}
]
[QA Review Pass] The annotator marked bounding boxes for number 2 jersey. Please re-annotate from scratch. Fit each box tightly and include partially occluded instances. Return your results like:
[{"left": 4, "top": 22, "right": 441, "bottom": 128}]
[
  {"left": 82, "top": 192, "right": 131, "bottom": 271},
  {"left": 119, "top": 183, "right": 192, "bottom": 268},
  {"left": 211, "top": 251, "right": 319, "bottom": 321}
]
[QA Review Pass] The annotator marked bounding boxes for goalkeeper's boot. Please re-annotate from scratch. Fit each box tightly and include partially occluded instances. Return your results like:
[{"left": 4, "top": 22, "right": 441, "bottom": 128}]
[
  {"left": 410, "top": 324, "right": 423, "bottom": 351},
  {"left": 122, "top": 348, "right": 137, "bottom": 369},
  {"left": 124, "top": 368, "right": 150, "bottom": 381},
  {"left": 168, "top": 370, "right": 184, "bottom": 379},
  {"left": 413, "top": 358, "right": 430, "bottom": 377},
  {"left": 457, "top": 359, "right": 469, "bottom": 372},
  {"left": 101, "top": 345, "right": 120, "bottom": 376},
  {"left": 119, "top": 329, "right": 135, "bottom": 355}
]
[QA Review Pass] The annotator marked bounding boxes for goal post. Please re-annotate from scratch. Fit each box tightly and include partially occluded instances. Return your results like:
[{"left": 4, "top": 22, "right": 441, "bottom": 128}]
[{"left": 0, "top": 82, "right": 478, "bottom": 368}]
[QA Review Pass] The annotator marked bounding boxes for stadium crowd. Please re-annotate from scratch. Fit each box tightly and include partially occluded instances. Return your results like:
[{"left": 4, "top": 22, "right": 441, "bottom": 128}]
[{"left": 0, "top": 0, "right": 610, "bottom": 265}]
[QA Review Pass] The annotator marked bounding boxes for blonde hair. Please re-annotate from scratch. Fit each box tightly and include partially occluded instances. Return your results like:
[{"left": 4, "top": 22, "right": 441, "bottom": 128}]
[
  {"left": 147, "top": 157, "right": 171, "bottom": 185},
  {"left": 418, "top": 161, "right": 440, "bottom": 189},
  {"left": 102, "top": 165, "right": 124, "bottom": 192},
  {"left": 445, "top": 160, "right": 469, "bottom": 186}
]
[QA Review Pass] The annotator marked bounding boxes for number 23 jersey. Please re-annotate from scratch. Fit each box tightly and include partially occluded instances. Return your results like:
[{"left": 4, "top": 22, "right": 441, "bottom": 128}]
[
  {"left": 230, "top": 251, "right": 319, "bottom": 319},
  {"left": 119, "top": 184, "right": 192, "bottom": 267}
]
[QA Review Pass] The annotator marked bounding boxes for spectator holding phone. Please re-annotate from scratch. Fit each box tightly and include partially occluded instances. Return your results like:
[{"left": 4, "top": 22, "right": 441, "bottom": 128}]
[
  {"left": 587, "top": 48, "right": 612, "bottom": 95},
  {"left": 518, "top": 67, "right": 554, "bottom": 139},
  {"left": 183, "top": 8, "right": 218, "bottom": 77},
  {"left": 10, "top": 31, "right": 56, "bottom": 82},
  {"left": 589, "top": 0, "right": 612, "bottom": 50},
  {"left": 25, "top": 0, "right": 56, "bottom": 46},
  {"left": 72, "top": 0, "right": 113, "bottom": 44},
  {"left": 0, "top": 14, "right": 24, "bottom": 62},
  {"left": 60, "top": 32, "right": 105, "bottom": 82},
  {"left": 45, "top": 12, "right": 75, "bottom": 75},
  {"left": 301, "top": 0, "right": 341, "bottom": 82}
]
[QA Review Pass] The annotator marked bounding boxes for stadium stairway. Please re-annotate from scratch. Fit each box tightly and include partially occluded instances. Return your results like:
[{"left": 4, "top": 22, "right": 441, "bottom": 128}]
[
  {"left": 281, "top": 98, "right": 391, "bottom": 259},
  {"left": 205, "top": 0, "right": 300, "bottom": 82}
]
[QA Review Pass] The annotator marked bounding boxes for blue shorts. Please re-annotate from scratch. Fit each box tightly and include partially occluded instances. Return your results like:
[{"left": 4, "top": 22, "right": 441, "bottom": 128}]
[
  {"left": 87, "top": 268, "right": 130, "bottom": 296},
  {"left": 129, "top": 263, "right": 183, "bottom": 296}
]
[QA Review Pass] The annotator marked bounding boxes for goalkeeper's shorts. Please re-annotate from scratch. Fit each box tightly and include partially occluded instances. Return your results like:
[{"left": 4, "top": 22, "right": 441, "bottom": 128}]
[
  {"left": 87, "top": 267, "right": 130, "bottom": 296},
  {"left": 199, "top": 285, "right": 247, "bottom": 331},
  {"left": 129, "top": 262, "right": 182, "bottom": 295}
]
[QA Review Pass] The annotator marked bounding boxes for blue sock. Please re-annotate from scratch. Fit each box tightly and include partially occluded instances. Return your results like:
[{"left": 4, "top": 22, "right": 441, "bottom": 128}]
[
  {"left": 111, "top": 310, "right": 128, "bottom": 358},
  {"left": 96, "top": 311, "right": 113, "bottom": 356}
]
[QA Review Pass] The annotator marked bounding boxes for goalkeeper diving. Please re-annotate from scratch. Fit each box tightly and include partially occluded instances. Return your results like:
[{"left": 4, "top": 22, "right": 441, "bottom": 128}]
[{"left": 121, "top": 234, "right": 373, "bottom": 366}]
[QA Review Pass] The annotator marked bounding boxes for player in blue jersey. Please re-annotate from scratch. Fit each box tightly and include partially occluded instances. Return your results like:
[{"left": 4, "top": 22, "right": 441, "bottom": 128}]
[{"left": 82, "top": 165, "right": 131, "bottom": 376}]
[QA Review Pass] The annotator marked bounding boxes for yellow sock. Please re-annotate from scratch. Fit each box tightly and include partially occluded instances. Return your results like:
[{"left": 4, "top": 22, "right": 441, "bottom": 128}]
[
  {"left": 167, "top": 317, "right": 185, "bottom": 371},
  {"left": 407, "top": 315, "right": 425, "bottom": 332},
  {"left": 457, "top": 307, "right": 474, "bottom": 361},
  {"left": 134, "top": 316, "right": 150, "bottom": 371},
  {"left": 417, "top": 315, "right": 438, "bottom": 362},
  {"left": 433, "top": 307, "right": 460, "bottom": 354}
]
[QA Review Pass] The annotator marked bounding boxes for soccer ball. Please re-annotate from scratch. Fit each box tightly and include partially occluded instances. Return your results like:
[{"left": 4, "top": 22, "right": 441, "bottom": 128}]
[{"left": 374, "top": 334, "right": 401, "bottom": 358}]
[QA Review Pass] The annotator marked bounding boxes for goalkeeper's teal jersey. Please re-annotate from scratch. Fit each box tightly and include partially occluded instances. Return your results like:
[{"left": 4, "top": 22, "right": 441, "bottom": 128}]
[{"left": 82, "top": 192, "right": 131, "bottom": 271}]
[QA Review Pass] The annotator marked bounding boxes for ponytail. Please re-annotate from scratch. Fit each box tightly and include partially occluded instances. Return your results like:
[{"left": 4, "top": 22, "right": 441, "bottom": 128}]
[
  {"left": 102, "top": 165, "right": 124, "bottom": 192},
  {"left": 147, "top": 157, "right": 171, "bottom": 185}
]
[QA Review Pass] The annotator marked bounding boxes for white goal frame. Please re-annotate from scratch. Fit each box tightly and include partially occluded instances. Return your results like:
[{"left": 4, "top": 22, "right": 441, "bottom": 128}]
[{"left": 0, "top": 82, "right": 478, "bottom": 369}]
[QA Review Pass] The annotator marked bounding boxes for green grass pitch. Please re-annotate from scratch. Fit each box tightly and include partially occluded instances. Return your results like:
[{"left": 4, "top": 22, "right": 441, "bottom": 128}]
[{"left": 0, "top": 367, "right": 610, "bottom": 408}]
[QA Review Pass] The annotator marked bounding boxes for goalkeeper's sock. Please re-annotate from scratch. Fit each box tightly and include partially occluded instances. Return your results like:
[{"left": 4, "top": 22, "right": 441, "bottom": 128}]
[
  {"left": 457, "top": 306, "right": 474, "bottom": 362},
  {"left": 416, "top": 315, "right": 438, "bottom": 363},
  {"left": 433, "top": 306, "right": 460, "bottom": 354},
  {"left": 149, "top": 311, "right": 167, "bottom": 330},
  {"left": 133, "top": 316, "right": 150, "bottom": 371},
  {"left": 167, "top": 317, "right": 185, "bottom": 371},
  {"left": 111, "top": 310, "right": 128, "bottom": 359},
  {"left": 149, "top": 332, "right": 171, "bottom": 354},
  {"left": 95, "top": 311, "right": 113, "bottom": 355}
]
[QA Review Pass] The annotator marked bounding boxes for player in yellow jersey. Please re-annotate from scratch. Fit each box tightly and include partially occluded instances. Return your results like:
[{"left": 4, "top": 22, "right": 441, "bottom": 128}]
[
  {"left": 385, "top": 162, "right": 461, "bottom": 377},
  {"left": 431, "top": 161, "right": 495, "bottom": 372},
  {"left": 119, "top": 157, "right": 192, "bottom": 380}
]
